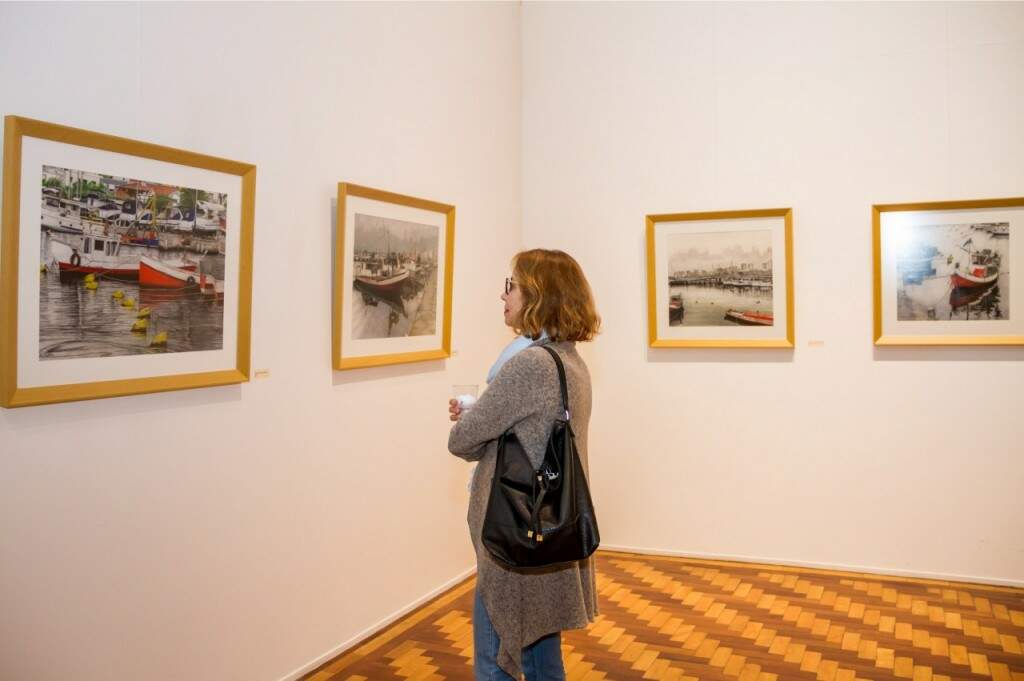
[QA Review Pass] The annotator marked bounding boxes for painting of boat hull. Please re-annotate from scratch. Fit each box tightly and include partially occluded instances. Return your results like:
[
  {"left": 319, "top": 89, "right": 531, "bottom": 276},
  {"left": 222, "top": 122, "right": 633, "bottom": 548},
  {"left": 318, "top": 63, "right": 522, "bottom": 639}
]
[
  {"left": 724, "top": 309, "right": 773, "bottom": 326},
  {"left": 354, "top": 269, "right": 410, "bottom": 295},
  {"left": 56, "top": 261, "right": 138, "bottom": 280},
  {"left": 949, "top": 282, "right": 998, "bottom": 311},
  {"left": 951, "top": 272, "right": 998, "bottom": 288},
  {"left": 668, "top": 295, "right": 684, "bottom": 325},
  {"left": 139, "top": 256, "right": 203, "bottom": 289}
]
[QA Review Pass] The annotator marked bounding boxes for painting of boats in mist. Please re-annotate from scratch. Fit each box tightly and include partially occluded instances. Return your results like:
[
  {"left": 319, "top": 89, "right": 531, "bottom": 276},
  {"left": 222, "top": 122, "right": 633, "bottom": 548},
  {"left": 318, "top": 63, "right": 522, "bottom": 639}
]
[
  {"left": 38, "top": 164, "right": 228, "bottom": 360},
  {"left": 666, "top": 229, "right": 774, "bottom": 327},
  {"left": 896, "top": 222, "right": 1009, "bottom": 321},
  {"left": 351, "top": 213, "right": 439, "bottom": 339},
  {"left": 646, "top": 207, "right": 793, "bottom": 348},
  {"left": 333, "top": 182, "right": 454, "bottom": 370}
]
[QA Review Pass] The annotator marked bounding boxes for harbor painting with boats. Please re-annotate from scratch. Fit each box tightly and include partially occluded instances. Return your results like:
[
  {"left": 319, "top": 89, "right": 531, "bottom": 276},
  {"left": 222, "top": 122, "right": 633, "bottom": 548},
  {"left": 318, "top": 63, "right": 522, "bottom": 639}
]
[
  {"left": 351, "top": 213, "right": 439, "bottom": 339},
  {"left": 666, "top": 229, "right": 774, "bottom": 327},
  {"left": 37, "top": 164, "right": 228, "bottom": 359},
  {"left": 895, "top": 222, "right": 1009, "bottom": 321}
]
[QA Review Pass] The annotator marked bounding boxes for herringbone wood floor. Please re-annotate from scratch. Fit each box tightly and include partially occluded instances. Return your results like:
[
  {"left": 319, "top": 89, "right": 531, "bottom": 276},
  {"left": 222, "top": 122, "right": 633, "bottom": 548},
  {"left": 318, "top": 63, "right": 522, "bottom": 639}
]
[{"left": 303, "top": 551, "right": 1024, "bottom": 681}]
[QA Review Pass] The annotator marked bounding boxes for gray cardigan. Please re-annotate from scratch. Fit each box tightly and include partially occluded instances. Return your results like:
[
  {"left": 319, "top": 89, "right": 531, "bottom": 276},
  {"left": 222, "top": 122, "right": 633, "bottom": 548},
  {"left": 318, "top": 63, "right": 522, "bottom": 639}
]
[{"left": 448, "top": 339, "right": 598, "bottom": 679}]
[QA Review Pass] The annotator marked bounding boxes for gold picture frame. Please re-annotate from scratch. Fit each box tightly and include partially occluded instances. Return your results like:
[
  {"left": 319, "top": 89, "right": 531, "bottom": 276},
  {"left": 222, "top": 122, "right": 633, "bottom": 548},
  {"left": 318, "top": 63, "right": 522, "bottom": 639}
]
[
  {"left": 333, "top": 182, "right": 454, "bottom": 370},
  {"left": 873, "top": 197, "right": 1023, "bottom": 346},
  {"left": 646, "top": 208, "right": 794, "bottom": 348},
  {"left": 1, "top": 116, "right": 256, "bottom": 408}
]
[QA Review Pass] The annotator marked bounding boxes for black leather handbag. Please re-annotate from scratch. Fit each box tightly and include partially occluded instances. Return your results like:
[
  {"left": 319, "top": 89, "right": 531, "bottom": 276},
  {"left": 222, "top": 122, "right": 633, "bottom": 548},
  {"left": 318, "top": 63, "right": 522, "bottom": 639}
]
[{"left": 481, "top": 345, "right": 600, "bottom": 569}]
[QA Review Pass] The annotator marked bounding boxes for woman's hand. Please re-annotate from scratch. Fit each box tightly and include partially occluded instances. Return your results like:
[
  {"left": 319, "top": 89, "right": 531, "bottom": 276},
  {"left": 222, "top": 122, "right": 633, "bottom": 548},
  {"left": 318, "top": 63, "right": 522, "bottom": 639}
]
[{"left": 448, "top": 398, "right": 462, "bottom": 422}]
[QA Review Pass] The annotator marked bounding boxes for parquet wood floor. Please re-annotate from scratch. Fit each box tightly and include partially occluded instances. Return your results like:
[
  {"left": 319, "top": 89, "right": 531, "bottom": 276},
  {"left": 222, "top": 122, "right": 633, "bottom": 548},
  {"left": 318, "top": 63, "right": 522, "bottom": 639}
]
[{"left": 303, "top": 551, "right": 1024, "bottom": 681}]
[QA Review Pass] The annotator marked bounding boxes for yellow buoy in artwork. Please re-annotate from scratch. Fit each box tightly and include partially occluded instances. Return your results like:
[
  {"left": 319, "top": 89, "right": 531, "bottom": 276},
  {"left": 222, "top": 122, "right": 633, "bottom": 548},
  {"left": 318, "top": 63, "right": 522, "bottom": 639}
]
[
  {"left": 84, "top": 273, "right": 96, "bottom": 282},
  {"left": 39, "top": 263, "right": 47, "bottom": 274},
  {"left": 136, "top": 307, "right": 151, "bottom": 319},
  {"left": 84, "top": 280, "right": 98, "bottom": 291},
  {"left": 130, "top": 319, "right": 148, "bottom": 333},
  {"left": 121, "top": 297, "right": 135, "bottom": 309},
  {"left": 112, "top": 290, "right": 124, "bottom": 300},
  {"left": 150, "top": 332, "right": 168, "bottom": 347}
]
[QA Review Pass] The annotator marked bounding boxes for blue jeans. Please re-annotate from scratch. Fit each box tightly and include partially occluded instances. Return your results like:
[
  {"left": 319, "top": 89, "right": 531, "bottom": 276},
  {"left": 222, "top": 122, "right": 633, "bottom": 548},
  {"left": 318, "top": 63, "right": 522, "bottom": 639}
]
[{"left": 473, "top": 588, "right": 565, "bottom": 681}]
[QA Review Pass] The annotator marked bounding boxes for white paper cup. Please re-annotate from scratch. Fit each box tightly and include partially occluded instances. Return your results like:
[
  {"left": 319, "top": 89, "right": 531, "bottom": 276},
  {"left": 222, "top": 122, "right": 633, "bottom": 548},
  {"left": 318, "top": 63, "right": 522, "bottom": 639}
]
[{"left": 452, "top": 384, "right": 479, "bottom": 410}]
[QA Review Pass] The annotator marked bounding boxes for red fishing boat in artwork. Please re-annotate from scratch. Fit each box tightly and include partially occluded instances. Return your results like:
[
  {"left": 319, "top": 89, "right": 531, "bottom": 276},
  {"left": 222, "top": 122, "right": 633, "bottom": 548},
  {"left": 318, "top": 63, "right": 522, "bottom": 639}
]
[
  {"left": 353, "top": 230, "right": 410, "bottom": 296},
  {"left": 138, "top": 255, "right": 221, "bottom": 300},
  {"left": 49, "top": 231, "right": 196, "bottom": 280},
  {"left": 724, "top": 309, "right": 774, "bottom": 326},
  {"left": 951, "top": 243, "right": 1000, "bottom": 289},
  {"left": 354, "top": 267, "right": 409, "bottom": 294}
]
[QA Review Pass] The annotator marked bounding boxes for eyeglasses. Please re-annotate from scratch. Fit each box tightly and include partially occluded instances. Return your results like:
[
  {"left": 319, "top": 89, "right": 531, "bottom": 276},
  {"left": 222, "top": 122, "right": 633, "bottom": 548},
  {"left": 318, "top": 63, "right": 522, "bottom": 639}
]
[{"left": 504, "top": 277, "right": 516, "bottom": 295}]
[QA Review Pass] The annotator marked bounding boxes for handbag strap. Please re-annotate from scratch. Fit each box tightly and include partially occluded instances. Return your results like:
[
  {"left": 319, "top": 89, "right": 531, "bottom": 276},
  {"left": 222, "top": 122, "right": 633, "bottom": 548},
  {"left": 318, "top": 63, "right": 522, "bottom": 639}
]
[{"left": 538, "top": 344, "right": 570, "bottom": 421}]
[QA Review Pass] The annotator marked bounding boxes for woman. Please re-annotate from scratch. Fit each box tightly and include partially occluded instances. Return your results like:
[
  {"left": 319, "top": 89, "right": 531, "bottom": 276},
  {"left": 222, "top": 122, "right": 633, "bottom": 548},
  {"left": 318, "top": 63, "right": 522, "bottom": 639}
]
[{"left": 448, "top": 249, "right": 600, "bottom": 681}]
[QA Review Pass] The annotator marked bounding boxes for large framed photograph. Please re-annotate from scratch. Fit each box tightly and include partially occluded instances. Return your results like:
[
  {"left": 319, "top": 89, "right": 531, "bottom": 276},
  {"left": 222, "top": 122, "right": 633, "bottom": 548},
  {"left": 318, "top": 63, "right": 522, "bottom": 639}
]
[
  {"left": 646, "top": 208, "right": 794, "bottom": 348},
  {"left": 333, "top": 183, "right": 454, "bottom": 370},
  {"left": 873, "top": 197, "right": 1023, "bottom": 346},
  {"left": 1, "top": 116, "right": 255, "bottom": 408}
]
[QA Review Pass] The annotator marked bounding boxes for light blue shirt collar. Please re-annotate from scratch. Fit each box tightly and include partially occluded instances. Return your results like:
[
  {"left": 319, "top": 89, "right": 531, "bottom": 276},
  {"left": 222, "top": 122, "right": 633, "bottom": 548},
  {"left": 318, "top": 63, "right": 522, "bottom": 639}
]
[{"left": 486, "top": 331, "right": 548, "bottom": 383}]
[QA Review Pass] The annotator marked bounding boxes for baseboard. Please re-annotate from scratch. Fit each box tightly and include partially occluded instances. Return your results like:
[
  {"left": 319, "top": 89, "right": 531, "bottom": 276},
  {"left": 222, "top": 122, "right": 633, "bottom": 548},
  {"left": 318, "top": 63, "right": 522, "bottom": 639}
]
[
  {"left": 600, "top": 543, "right": 1024, "bottom": 589},
  {"left": 276, "top": 565, "right": 478, "bottom": 681}
]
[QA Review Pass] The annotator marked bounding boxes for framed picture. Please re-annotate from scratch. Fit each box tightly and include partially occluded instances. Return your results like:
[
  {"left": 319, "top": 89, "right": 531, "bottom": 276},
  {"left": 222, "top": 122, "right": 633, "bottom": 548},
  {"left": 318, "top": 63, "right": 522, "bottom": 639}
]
[
  {"left": 873, "top": 197, "right": 1023, "bottom": 346},
  {"left": 646, "top": 208, "right": 794, "bottom": 348},
  {"left": 333, "top": 183, "right": 454, "bottom": 370},
  {"left": 1, "top": 116, "right": 256, "bottom": 408}
]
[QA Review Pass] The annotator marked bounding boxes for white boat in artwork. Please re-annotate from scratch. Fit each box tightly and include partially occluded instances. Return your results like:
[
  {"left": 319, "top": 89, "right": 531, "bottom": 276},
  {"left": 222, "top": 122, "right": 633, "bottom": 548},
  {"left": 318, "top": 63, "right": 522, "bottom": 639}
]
[
  {"left": 720, "top": 278, "right": 772, "bottom": 289},
  {"left": 156, "top": 206, "right": 195, "bottom": 233},
  {"left": 40, "top": 197, "right": 86, "bottom": 235}
]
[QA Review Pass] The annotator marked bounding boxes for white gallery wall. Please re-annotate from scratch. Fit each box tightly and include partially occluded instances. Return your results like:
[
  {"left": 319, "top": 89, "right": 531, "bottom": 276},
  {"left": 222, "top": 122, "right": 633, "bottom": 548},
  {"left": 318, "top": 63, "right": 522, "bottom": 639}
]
[
  {"left": 522, "top": 2, "right": 1024, "bottom": 585},
  {"left": 0, "top": 3, "right": 520, "bottom": 681}
]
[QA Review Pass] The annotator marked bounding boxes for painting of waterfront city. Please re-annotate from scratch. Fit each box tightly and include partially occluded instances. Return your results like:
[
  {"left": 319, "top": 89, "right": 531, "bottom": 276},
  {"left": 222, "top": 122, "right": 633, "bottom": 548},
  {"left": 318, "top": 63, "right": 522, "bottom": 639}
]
[
  {"left": 351, "top": 213, "right": 439, "bottom": 339},
  {"left": 38, "top": 165, "right": 228, "bottom": 360},
  {"left": 896, "top": 222, "right": 1010, "bottom": 321},
  {"left": 666, "top": 229, "right": 774, "bottom": 327}
]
